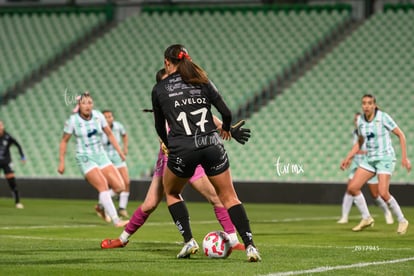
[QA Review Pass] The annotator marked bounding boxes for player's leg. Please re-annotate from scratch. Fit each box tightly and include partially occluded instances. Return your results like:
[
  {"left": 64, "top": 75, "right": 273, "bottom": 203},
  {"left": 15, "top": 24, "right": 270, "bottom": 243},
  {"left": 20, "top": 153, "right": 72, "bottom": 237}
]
[
  {"left": 207, "top": 169, "right": 261, "bottom": 262},
  {"left": 102, "top": 154, "right": 166, "bottom": 249},
  {"left": 4, "top": 163, "right": 23, "bottom": 208},
  {"left": 338, "top": 178, "right": 353, "bottom": 224},
  {"left": 101, "top": 164, "right": 125, "bottom": 193},
  {"left": 347, "top": 166, "right": 375, "bottom": 231},
  {"left": 163, "top": 166, "right": 197, "bottom": 258},
  {"left": 377, "top": 175, "right": 408, "bottom": 234},
  {"left": 122, "top": 175, "right": 164, "bottom": 238},
  {"left": 367, "top": 178, "right": 393, "bottom": 224},
  {"left": 189, "top": 169, "right": 244, "bottom": 250},
  {"left": 85, "top": 167, "right": 127, "bottom": 227},
  {"left": 376, "top": 158, "right": 408, "bottom": 234},
  {"left": 117, "top": 166, "right": 130, "bottom": 218}
]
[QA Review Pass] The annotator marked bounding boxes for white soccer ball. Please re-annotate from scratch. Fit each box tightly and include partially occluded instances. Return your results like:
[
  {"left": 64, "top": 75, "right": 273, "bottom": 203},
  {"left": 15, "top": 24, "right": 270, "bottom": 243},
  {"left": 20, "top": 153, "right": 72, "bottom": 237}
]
[{"left": 202, "top": 230, "right": 232, "bottom": 258}]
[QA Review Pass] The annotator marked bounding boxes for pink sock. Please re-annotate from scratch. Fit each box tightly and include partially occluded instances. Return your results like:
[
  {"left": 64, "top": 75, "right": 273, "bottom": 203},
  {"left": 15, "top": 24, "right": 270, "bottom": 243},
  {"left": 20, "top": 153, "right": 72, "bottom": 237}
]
[
  {"left": 214, "top": 206, "right": 236, "bottom": 234},
  {"left": 125, "top": 206, "right": 149, "bottom": 235}
]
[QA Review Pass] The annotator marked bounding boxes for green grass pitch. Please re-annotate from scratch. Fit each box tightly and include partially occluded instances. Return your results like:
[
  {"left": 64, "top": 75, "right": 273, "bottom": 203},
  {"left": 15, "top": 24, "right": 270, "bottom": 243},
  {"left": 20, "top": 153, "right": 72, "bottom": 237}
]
[{"left": 0, "top": 198, "right": 413, "bottom": 275}]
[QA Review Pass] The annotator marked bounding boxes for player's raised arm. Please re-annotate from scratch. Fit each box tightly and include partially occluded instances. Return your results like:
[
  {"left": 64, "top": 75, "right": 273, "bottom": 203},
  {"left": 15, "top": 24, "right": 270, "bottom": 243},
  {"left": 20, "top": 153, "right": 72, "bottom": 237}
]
[{"left": 58, "top": 133, "right": 71, "bottom": 174}]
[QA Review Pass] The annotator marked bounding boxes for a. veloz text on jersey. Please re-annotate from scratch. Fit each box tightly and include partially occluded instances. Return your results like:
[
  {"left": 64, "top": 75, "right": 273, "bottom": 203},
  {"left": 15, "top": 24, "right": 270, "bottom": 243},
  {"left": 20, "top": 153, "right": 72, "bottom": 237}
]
[{"left": 174, "top": 97, "right": 207, "bottom": 108}]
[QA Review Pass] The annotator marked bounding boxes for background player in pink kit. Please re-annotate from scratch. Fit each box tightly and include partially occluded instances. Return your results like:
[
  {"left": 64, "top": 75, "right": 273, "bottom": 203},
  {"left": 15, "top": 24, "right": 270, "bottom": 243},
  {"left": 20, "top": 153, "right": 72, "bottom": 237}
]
[{"left": 101, "top": 68, "right": 250, "bottom": 250}]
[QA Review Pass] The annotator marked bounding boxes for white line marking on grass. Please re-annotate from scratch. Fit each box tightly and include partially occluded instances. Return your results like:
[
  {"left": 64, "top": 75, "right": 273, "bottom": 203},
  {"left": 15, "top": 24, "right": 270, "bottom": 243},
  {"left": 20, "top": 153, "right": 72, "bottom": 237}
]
[
  {"left": 0, "top": 216, "right": 342, "bottom": 230},
  {"left": 0, "top": 224, "right": 99, "bottom": 230},
  {"left": 263, "top": 257, "right": 414, "bottom": 276},
  {"left": 0, "top": 234, "right": 183, "bottom": 245},
  {"left": 0, "top": 234, "right": 102, "bottom": 242}
]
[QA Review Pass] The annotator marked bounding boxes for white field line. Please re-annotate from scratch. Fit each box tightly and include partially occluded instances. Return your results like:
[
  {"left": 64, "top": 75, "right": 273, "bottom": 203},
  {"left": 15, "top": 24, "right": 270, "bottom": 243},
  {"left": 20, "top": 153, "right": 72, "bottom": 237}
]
[
  {"left": 0, "top": 224, "right": 99, "bottom": 230},
  {"left": 263, "top": 257, "right": 414, "bottom": 276},
  {"left": 0, "top": 215, "right": 354, "bottom": 230},
  {"left": 0, "top": 234, "right": 186, "bottom": 245}
]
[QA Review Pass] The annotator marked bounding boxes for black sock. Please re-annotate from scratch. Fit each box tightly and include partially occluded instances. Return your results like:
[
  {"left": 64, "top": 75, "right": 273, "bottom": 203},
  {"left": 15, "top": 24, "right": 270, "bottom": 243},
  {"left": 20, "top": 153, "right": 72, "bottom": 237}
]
[
  {"left": 228, "top": 204, "right": 255, "bottom": 247},
  {"left": 168, "top": 201, "right": 193, "bottom": 243},
  {"left": 7, "top": 177, "right": 20, "bottom": 204}
]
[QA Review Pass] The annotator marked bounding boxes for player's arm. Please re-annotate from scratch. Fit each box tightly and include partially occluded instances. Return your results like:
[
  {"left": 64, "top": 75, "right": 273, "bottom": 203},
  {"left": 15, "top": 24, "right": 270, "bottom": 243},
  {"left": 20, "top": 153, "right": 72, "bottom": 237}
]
[
  {"left": 210, "top": 98, "right": 232, "bottom": 141},
  {"left": 213, "top": 115, "right": 223, "bottom": 130},
  {"left": 213, "top": 115, "right": 251, "bottom": 145},
  {"left": 10, "top": 136, "right": 26, "bottom": 162},
  {"left": 340, "top": 140, "right": 361, "bottom": 171},
  {"left": 58, "top": 133, "right": 71, "bottom": 174},
  {"left": 392, "top": 127, "right": 411, "bottom": 172},
  {"left": 103, "top": 126, "right": 125, "bottom": 161},
  {"left": 122, "top": 133, "right": 128, "bottom": 156},
  {"left": 206, "top": 81, "right": 232, "bottom": 140},
  {"left": 152, "top": 90, "right": 168, "bottom": 146}
]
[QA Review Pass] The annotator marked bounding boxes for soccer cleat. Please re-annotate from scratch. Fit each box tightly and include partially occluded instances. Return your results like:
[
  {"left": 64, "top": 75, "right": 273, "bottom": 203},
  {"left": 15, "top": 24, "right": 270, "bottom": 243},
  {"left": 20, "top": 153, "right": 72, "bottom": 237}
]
[
  {"left": 177, "top": 238, "right": 199, "bottom": 258},
  {"left": 337, "top": 217, "right": 348, "bottom": 224},
  {"left": 397, "top": 220, "right": 409, "bottom": 235},
  {"left": 352, "top": 217, "right": 374, "bottom": 232},
  {"left": 231, "top": 243, "right": 245, "bottom": 251},
  {"left": 246, "top": 245, "right": 261, "bottom": 262},
  {"left": 15, "top": 203, "right": 24, "bottom": 209},
  {"left": 118, "top": 208, "right": 130, "bottom": 218},
  {"left": 101, "top": 238, "right": 128, "bottom": 249},
  {"left": 95, "top": 204, "right": 111, "bottom": 222},
  {"left": 385, "top": 211, "right": 394, "bottom": 225},
  {"left": 114, "top": 220, "right": 129, "bottom": 228}
]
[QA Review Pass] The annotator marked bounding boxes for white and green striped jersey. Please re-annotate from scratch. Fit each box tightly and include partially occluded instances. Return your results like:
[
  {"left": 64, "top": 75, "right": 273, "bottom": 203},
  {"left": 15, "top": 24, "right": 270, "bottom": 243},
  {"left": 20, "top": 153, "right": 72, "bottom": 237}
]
[
  {"left": 357, "top": 110, "right": 397, "bottom": 160},
  {"left": 63, "top": 110, "right": 108, "bottom": 154},
  {"left": 102, "top": 121, "right": 126, "bottom": 155}
]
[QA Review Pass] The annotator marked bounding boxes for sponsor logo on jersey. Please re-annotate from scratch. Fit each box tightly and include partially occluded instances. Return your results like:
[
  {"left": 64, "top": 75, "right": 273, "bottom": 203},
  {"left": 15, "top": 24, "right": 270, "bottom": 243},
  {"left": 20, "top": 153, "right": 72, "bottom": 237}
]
[
  {"left": 166, "top": 83, "right": 191, "bottom": 93},
  {"left": 87, "top": 129, "right": 98, "bottom": 138},
  {"left": 189, "top": 89, "right": 201, "bottom": 97},
  {"left": 366, "top": 132, "right": 375, "bottom": 141},
  {"left": 168, "top": 76, "right": 182, "bottom": 83},
  {"left": 168, "top": 91, "right": 184, "bottom": 98}
]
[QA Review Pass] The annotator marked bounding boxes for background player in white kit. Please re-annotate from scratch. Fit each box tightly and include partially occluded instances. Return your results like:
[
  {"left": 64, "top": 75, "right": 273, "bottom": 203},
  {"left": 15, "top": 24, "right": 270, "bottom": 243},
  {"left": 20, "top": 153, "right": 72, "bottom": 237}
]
[
  {"left": 341, "top": 94, "right": 411, "bottom": 234},
  {"left": 57, "top": 92, "right": 129, "bottom": 227},
  {"left": 95, "top": 110, "right": 131, "bottom": 219},
  {"left": 338, "top": 112, "right": 393, "bottom": 226}
]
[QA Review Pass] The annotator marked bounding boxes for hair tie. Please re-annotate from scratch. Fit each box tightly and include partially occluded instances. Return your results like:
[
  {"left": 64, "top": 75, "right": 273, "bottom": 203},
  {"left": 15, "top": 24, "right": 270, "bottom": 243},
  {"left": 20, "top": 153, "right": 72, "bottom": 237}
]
[{"left": 177, "top": 50, "right": 191, "bottom": 61}]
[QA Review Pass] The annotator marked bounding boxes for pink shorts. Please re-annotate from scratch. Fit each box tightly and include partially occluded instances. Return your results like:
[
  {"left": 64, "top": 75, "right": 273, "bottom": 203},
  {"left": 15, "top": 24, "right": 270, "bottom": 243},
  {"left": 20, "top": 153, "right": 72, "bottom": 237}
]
[
  {"left": 153, "top": 149, "right": 168, "bottom": 178},
  {"left": 189, "top": 165, "right": 205, "bottom": 183},
  {"left": 152, "top": 148, "right": 206, "bottom": 182}
]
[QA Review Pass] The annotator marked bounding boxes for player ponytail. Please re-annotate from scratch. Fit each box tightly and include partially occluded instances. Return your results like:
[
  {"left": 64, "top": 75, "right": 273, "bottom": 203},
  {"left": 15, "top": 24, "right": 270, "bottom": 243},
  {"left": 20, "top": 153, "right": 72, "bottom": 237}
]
[{"left": 164, "top": 44, "right": 208, "bottom": 85}]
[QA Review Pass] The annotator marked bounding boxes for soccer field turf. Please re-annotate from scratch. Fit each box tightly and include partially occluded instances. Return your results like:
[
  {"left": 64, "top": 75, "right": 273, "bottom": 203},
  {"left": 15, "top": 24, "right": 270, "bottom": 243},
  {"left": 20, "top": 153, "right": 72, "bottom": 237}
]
[{"left": 0, "top": 198, "right": 413, "bottom": 275}]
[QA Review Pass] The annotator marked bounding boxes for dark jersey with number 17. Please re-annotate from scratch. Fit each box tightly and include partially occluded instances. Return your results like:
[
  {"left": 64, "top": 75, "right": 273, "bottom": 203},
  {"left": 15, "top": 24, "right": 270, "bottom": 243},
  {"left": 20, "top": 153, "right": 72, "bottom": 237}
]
[{"left": 152, "top": 73, "right": 231, "bottom": 147}]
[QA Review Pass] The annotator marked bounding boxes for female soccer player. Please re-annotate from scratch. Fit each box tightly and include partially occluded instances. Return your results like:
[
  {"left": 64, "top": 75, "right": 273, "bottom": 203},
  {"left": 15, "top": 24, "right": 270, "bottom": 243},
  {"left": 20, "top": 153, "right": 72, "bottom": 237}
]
[
  {"left": 338, "top": 113, "right": 393, "bottom": 225},
  {"left": 152, "top": 44, "right": 261, "bottom": 261},
  {"left": 0, "top": 120, "right": 26, "bottom": 209},
  {"left": 98, "top": 110, "right": 131, "bottom": 218},
  {"left": 57, "top": 92, "right": 129, "bottom": 227},
  {"left": 101, "top": 69, "right": 249, "bottom": 251},
  {"left": 341, "top": 94, "right": 411, "bottom": 234}
]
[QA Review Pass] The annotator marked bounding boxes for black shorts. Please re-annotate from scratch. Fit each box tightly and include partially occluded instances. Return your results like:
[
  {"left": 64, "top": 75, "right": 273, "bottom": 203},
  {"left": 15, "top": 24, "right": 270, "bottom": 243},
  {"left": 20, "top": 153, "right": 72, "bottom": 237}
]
[
  {"left": 0, "top": 161, "right": 14, "bottom": 175},
  {"left": 167, "top": 132, "right": 230, "bottom": 178}
]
